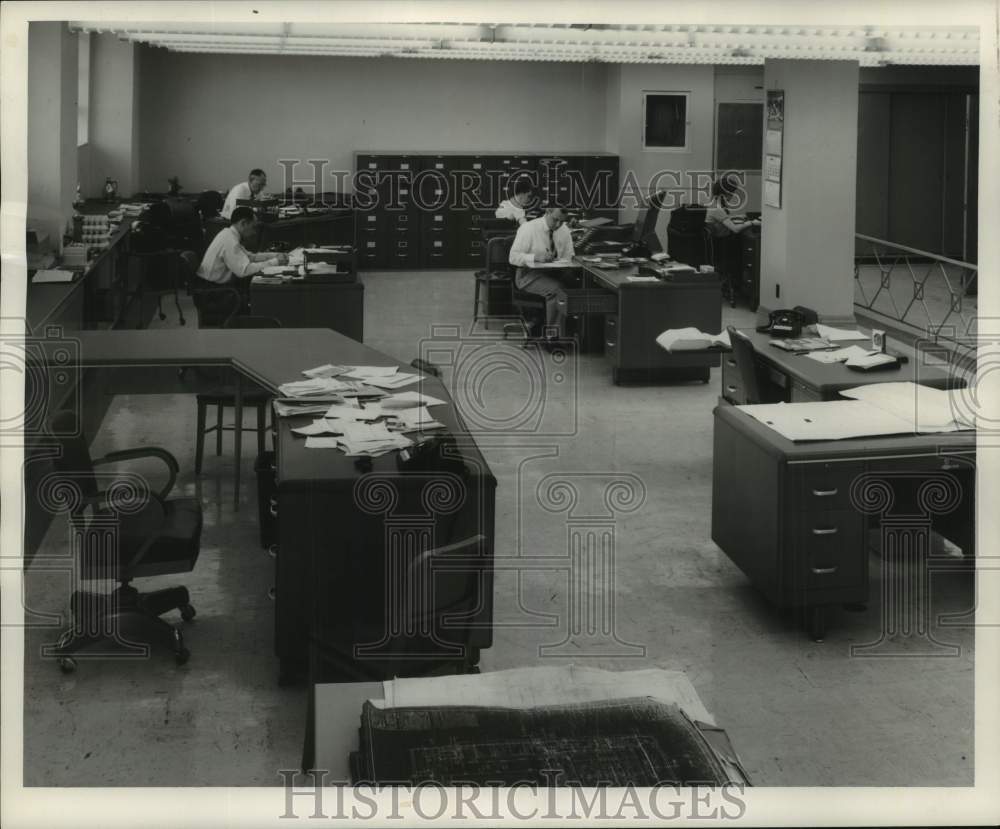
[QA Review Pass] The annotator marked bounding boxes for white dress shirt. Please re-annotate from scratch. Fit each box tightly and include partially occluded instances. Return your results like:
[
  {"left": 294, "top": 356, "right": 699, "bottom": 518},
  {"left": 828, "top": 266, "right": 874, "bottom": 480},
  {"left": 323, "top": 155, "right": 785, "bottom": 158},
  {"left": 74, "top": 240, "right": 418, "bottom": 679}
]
[
  {"left": 196, "top": 226, "right": 277, "bottom": 284},
  {"left": 221, "top": 181, "right": 254, "bottom": 220},
  {"left": 508, "top": 216, "right": 575, "bottom": 268},
  {"left": 495, "top": 199, "right": 526, "bottom": 224}
]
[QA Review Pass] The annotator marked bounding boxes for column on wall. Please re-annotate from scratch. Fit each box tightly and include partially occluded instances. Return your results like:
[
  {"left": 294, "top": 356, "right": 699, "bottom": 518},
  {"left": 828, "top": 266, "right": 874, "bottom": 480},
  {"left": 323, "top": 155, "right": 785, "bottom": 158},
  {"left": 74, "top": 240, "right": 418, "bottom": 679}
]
[
  {"left": 87, "top": 33, "right": 140, "bottom": 197},
  {"left": 27, "top": 22, "right": 78, "bottom": 250},
  {"left": 760, "top": 59, "right": 860, "bottom": 320}
]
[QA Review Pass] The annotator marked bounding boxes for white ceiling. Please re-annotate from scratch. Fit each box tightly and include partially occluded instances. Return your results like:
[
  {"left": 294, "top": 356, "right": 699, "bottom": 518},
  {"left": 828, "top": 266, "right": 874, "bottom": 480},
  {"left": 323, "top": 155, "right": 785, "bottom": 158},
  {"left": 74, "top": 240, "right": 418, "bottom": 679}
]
[{"left": 67, "top": 22, "right": 979, "bottom": 65}]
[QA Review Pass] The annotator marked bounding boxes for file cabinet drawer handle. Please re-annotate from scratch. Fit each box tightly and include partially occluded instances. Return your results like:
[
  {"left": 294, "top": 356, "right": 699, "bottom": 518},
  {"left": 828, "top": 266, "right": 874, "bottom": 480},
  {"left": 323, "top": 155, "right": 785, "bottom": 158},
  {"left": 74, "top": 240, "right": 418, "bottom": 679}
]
[
  {"left": 726, "top": 385, "right": 739, "bottom": 394},
  {"left": 811, "top": 566, "right": 838, "bottom": 575},
  {"left": 606, "top": 341, "right": 616, "bottom": 348},
  {"left": 812, "top": 488, "right": 839, "bottom": 497},
  {"left": 726, "top": 358, "right": 737, "bottom": 367},
  {"left": 812, "top": 527, "right": 838, "bottom": 536}
]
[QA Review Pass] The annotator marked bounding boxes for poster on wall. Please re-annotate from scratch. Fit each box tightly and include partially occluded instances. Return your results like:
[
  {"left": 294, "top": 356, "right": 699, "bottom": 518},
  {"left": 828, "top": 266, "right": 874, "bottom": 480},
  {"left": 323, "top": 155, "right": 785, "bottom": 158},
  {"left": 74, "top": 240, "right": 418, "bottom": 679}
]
[{"left": 765, "top": 90, "right": 784, "bottom": 208}]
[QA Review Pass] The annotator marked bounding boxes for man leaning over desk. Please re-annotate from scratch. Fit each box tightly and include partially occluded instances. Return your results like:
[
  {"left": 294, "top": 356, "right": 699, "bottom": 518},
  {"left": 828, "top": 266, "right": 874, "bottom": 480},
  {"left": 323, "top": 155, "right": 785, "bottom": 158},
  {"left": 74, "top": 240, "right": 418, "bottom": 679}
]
[
  {"left": 195, "top": 206, "right": 288, "bottom": 324},
  {"left": 508, "top": 206, "right": 575, "bottom": 345},
  {"left": 221, "top": 168, "right": 268, "bottom": 220}
]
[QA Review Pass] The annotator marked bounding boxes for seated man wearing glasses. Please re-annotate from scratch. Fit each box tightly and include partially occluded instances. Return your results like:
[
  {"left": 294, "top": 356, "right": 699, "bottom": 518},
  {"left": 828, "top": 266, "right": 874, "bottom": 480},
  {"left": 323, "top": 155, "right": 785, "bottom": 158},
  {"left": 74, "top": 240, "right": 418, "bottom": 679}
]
[{"left": 508, "top": 206, "right": 575, "bottom": 345}]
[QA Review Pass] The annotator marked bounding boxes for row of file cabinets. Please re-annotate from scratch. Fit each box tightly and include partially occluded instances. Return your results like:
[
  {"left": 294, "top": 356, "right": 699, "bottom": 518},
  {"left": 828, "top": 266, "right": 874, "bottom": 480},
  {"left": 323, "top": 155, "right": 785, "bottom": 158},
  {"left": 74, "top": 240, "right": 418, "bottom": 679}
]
[{"left": 355, "top": 152, "right": 620, "bottom": 269}]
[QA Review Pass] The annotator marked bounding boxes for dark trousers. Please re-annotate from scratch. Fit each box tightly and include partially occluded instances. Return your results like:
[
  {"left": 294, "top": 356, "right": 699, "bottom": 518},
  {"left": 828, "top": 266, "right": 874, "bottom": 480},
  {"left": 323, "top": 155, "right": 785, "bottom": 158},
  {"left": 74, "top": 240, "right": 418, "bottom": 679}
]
[{"left": 515, "top": 270, "right": 568, "bottom": 336}]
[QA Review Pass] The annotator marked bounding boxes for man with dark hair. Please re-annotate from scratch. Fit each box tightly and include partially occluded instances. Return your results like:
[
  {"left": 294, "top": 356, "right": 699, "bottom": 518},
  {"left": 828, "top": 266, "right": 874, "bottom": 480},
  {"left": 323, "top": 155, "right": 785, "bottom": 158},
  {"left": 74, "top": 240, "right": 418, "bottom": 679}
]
[
  {"left": 495, "top": 177, "right": 535, "bottom": 225},
  {"left": 508, "top": 205, "right": 575, "bottom": 344},
  {"left": 196, "top": 206, "right": 286, "bottom": 285},
  {"left": 221, "top": 168, "right": 268, "bottom": 219}
]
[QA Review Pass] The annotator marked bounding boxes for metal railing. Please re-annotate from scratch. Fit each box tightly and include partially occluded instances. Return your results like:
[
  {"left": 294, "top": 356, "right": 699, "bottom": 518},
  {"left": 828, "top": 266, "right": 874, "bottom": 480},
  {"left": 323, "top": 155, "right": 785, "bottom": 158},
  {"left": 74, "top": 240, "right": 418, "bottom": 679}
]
[{"left": 854, "top": 234, "right": 978, "bottom": 346}]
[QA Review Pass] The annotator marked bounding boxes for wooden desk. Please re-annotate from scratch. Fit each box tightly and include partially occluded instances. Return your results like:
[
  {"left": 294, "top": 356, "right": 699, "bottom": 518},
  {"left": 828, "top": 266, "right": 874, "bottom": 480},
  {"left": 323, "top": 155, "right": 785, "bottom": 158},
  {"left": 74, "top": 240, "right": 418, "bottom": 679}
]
[
  {"left": 721, "top": 328, "right": 962, "bottom": 405},
  {"left": 249, "top": 280, "right": 365, "bottom": 341},
  {"left": 577, "top": 260, "right": 723, "bottom": 384},
  {"left": 712, "top": 404, "right": 976, "bottom": 639},
  {"left": 45, "top": 329, "right": 496, "bottom": 682}
]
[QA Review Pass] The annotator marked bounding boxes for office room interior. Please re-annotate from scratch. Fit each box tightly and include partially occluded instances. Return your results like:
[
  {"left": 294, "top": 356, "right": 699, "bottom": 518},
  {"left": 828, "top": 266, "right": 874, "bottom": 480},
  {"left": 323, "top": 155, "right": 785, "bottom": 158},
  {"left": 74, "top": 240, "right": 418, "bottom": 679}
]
[{"left": 3, "top": 4, "right": 998, "bottom": 811}]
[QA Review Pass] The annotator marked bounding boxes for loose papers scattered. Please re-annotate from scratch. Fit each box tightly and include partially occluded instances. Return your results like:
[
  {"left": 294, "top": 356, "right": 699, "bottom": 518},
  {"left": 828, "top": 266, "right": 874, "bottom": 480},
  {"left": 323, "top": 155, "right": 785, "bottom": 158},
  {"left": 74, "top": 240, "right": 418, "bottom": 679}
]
[
  {"left": 656, "top": 327, "right": 731, "bottom": 353},
  {"left": 280, "top": 363, "right": 448, "bottom": 455},
  {"left": 815, "top": 324, "right": 869, "bottom": 342}
]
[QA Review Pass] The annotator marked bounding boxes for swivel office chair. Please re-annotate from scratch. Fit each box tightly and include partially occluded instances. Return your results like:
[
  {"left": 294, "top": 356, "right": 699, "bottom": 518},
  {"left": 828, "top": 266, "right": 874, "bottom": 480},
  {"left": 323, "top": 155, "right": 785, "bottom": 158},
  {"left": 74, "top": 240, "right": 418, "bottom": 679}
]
[
  {"left": 46, "top": 410, "right": 203, "bottom": 671},
  {"left": 194, "top": 315, "right": 282, "bottom": 474},
  {"left": 726, "top": 326, "right": 770, "bottom": 405},
  {"left": 473, "top": 234, "right": 515, "bottom": 327},
  {"left": 308, "top": 534, "right": 487, "bottom": 683},
  {"left": 666, "top": 205, "right": 710, "bottom": 268}
]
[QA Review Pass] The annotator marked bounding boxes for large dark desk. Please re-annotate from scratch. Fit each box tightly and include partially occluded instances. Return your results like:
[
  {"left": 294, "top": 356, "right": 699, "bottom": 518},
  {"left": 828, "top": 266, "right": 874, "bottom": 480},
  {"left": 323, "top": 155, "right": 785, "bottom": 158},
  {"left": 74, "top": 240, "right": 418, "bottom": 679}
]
[
  {"left": 49, "top": 328, "right": 496, "bottom": 682},
  {"left": 576, "top": 260, "right": 723, "bottom": 384},
  {"left": 249, "top": 279, "right": 365, "bottom": 341},
  {"left": 722, "top": 328, "right": 963, "bottom": 404},
  {"left": 712, "top": 404, "right": 975, "bottom": 640}
]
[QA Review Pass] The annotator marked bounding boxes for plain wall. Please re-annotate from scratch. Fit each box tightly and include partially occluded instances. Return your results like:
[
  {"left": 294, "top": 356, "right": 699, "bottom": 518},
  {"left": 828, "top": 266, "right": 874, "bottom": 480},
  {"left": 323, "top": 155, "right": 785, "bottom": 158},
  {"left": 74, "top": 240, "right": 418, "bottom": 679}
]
[
  {"left": 27, "top": 22, "right": 77, "bottom": 249},
  {"left": 760, "top": 59, "right": 860, "bottom": 319},
  {"left": 88, "top": 33, "right": 140, "bottom": 197},
  {"left": 136, "top": 50, "right": 610, "bottom": 194}
]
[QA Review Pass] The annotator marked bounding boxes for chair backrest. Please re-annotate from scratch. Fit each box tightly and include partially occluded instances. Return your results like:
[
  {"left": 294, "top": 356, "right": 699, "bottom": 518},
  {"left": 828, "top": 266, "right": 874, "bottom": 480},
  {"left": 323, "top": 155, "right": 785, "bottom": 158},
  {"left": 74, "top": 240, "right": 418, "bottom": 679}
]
[
  {"left": 485, "top": 234, "right": 515, "bottom": 274},
  {"left": 667, "top": 205, "right": 707, "bottom": 235},
  {"left": 727, "top": 326, "right": 764, "bottom": 404},
  {"left": 196, "top": 190, "right": 224, "bottom": 219},
  {"left": 49, "top": 410, "right": 98, "bottom": 500},
  {"left": 404, "top": 534, "right": 486, "bottom": 628},
  {"left": 224, "top": 315, "right": 282, "bottom": 329},
  {"left": 179, "top": 250, "right": 199, "bottom": 279}
]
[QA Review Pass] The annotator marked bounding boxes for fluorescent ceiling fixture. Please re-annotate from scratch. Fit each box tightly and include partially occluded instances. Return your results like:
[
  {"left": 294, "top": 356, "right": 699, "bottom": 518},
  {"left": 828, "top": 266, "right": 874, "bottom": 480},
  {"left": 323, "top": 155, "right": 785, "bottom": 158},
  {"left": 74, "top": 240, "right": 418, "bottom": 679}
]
[{"left": 68, "top": 21, "right": 979, "bottom": 65}]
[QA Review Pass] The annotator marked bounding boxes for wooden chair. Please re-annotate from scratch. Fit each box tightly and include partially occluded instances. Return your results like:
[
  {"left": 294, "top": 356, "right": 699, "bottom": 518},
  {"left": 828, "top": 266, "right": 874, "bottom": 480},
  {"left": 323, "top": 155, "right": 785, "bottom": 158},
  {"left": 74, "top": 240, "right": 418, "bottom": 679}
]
[{"left": 194, "top": 316, "right": 282, "bottom": 474}]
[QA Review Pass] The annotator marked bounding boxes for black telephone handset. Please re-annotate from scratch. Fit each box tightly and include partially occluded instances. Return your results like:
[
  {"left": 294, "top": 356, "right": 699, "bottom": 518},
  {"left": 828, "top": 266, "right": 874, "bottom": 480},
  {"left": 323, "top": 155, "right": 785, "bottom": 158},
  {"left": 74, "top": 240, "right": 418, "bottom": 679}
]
[{"left": 757, "top": 309, "right": 804, "bottom": 338}]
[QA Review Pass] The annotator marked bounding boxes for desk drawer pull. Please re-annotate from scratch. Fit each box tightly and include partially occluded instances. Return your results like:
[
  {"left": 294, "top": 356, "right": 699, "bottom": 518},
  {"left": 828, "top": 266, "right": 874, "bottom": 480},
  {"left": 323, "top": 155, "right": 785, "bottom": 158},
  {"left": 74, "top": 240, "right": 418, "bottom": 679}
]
[
  {"left": 812, "top": 527, "right": 838, "bottom": 536},
  {"left": 726, "top": 358, "right": 737, "bottom": 367},
  {"left": 812, "top": 488, "right": 839, "bottom": 497},
  {"left": 811, "top": 566, "right": 838, "bottom": 575},
  {"left": 606, "top": 341, "right": 616, "bottom": 348},
  {"left": 726, "top": 385, "right": 739, "bottom": 393}
]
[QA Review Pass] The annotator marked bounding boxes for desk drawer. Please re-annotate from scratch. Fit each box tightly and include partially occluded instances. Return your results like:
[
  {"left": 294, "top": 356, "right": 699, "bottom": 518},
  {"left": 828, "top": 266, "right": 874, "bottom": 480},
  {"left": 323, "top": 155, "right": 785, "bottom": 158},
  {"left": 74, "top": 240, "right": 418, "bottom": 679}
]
[
  {"left": 791, "top": 510, "right": 866, "bottom": 589},
  {"left": 793, "top": 461, "right": 864, "bottom": 512},
  {"left": 790, "top": 379, "right": 823, "bottom": 403},
  {"left": 604, "top": 314, "right": 618, "bottom": 346},
  {"left": 721, "top": 354, "right": 745, "bottom": 405}
]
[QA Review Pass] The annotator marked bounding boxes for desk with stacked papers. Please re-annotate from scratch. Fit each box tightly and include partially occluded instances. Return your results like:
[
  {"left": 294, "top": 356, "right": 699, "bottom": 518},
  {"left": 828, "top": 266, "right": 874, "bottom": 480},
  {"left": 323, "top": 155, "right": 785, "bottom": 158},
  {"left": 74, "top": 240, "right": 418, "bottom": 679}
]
[
  {"left": 711, "top": 400, "right": 975, "bottom": 640},
  {"left": 47, "top": 328, "right": 496, "bottom": 683}
]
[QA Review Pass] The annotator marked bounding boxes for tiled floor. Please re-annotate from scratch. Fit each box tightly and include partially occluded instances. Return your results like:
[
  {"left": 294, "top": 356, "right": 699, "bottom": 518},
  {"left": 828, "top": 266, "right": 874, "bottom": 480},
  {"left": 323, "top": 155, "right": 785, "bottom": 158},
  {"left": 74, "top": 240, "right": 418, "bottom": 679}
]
[{"left": 22, "top": 269, "right": 975, "bottom": 786}]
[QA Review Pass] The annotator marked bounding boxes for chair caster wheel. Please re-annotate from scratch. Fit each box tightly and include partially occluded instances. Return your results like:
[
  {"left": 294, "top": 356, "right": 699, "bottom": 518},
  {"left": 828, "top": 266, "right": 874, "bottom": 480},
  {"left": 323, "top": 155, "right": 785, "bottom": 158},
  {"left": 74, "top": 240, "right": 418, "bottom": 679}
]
[
  {"left": 58, "top": 657, "right": 77, "bottom": 673},
  {"left": 174, "top": 647, "right": 191, "bottom": 665},
  {"left": 159, "top": 313, "right": 167, "bottom": 321},
  {"left": 180, "top": 604, "right": 196, "bottom": 622}
]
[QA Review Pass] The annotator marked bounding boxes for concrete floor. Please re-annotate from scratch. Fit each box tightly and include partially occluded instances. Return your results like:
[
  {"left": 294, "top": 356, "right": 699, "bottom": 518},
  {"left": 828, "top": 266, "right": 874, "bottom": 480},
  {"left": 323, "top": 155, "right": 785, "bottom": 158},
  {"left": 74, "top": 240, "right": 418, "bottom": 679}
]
[{"left": 22, "top": 269, "right": 974, "bottom": 786}]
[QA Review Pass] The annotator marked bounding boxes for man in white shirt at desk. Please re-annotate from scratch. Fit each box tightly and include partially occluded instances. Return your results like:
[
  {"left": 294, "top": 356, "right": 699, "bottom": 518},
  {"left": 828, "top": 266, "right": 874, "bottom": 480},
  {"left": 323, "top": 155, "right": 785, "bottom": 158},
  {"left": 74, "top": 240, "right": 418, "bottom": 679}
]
[
  {"left": 221, "top": 168, "right": 268, "bottom": 220},
  {"left": 196, "top": 206, "right": 286, "bottom": 285},
  {"left": 508, "top": 206, "right": 575, "bottom": 344},
  {"left": 495, "top": 178, "right": 535, "bottom": 225}
]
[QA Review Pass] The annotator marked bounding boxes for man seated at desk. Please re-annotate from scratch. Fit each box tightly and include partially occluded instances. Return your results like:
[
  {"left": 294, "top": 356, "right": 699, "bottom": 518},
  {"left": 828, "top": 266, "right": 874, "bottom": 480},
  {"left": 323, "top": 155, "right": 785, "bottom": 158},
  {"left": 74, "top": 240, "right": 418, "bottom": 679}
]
[
  {"left": 495, "top": 178, "right": 535, "bottom": 226},
  {"left": 221, "top": 168, "right": 268, "bottom": 220},
  {"left": 508, "top": 206, "right": 575, "bottom": 346},
  {"left": 197, "top": 206, "right": 287, "bottom": 285}
]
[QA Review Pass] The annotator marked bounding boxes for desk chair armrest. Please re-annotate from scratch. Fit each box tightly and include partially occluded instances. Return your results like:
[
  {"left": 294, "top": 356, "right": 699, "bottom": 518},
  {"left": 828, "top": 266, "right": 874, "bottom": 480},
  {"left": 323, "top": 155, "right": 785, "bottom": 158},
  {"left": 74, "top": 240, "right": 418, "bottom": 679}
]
[{"left": 92, "top": 447, "right": 179, "bottom": 500}]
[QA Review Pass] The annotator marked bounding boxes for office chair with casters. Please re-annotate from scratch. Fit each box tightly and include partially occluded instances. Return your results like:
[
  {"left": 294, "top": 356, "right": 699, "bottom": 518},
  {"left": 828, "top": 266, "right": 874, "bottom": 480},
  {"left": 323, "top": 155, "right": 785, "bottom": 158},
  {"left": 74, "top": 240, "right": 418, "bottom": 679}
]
[
  {"left": 180, "top": 250, "right": 242, "bottom": 329},
  {"left": 726, "top": 326, "right": 771, "bottom": 405},
  {"left": 195, "top": 316, "right": 281, "bottom": 474},
  {"left": 45, "top": 409, "right": 202, "bottom": 671},
  {"left": 473, "top": 234, "right": 515, "bottom": 327},
  {"left": 308, "top": 534, "right": 488, "bottom": 683}
]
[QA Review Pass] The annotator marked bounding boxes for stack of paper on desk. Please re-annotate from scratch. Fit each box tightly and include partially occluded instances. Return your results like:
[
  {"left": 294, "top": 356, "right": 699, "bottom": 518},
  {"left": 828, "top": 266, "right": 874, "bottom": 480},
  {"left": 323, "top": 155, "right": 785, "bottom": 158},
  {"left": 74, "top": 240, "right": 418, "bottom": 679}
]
[
  {"left": 277, "top": 377, "right": 352, "bottom": 397},
  {"left": 805, "top": 345, "right": 873, "bottom": 364},
  {"left": 740, "top": 383, "right": 975, "bottom": 441},
  {"left": 302, "top": 364, "right": 350, "bottom": 379},
  {"left": 382, "top": 391, "right": 448, "bottom": 409},
  {"left": 388, "top": 406, "right": 446, "bottom": 432},
  {"left": 274, "top": 399, "right": 340, "bottom": 417},
  {"left": 31, "top": 269, "right": 76, "bottom": 284},
  {"left": 656, "top": 327, "right": 731, "bottom": 352}
]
